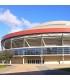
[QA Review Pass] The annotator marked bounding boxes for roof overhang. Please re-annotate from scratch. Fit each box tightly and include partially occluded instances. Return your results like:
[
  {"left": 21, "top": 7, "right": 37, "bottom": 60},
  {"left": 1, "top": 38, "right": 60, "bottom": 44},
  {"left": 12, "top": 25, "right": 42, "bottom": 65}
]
[{"left": 2, "top": 28, "right": 70, "bottom": 41}]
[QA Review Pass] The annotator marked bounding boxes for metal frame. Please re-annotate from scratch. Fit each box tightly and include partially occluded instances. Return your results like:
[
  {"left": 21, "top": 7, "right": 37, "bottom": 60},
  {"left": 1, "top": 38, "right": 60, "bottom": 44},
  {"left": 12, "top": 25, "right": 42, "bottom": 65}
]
[
  {"left": 2, "top": 33, "right": 70, "bottom": 49},
  {"left": 1, "top": 32, "right": 70, "bottom": 57}
]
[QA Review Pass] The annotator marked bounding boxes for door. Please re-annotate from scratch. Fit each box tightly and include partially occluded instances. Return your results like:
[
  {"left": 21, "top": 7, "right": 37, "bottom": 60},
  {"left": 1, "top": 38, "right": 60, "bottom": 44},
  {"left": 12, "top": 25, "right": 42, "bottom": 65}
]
[{"left": 28, "top": 59, "right": 44, "bottom": 64}]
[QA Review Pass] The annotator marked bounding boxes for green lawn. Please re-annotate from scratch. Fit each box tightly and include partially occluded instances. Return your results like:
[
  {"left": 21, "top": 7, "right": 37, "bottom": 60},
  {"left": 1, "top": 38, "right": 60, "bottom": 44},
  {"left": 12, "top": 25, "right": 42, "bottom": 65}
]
[
  {"left": 56, "top": 68, "right": 70, "bottom": 72},
  {"left": 0, "top": 65, "right": 7, "bottom": 69}
]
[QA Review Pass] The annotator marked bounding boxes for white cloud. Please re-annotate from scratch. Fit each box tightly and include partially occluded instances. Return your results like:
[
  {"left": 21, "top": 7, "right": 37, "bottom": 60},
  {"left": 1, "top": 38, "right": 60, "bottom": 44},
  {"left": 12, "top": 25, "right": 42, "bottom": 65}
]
[
  {"left": 0, "top": 9, "right": 39, "bottom": 50},
  {"left": 0, "top": 9, "right": 23, "bottom": 33},
  {"left": 0, "top": 9, "right": 39, "bottom": 33},
  {"left": 22, "top": 18, "right": 39, "bottom": 28}
]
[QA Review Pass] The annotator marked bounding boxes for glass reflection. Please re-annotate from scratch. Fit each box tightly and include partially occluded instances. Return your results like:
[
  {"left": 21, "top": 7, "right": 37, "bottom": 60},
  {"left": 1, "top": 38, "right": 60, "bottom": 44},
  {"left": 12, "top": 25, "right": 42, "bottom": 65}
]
[{"left": 12, "top": 47, "right": 70, "bottom": 55}]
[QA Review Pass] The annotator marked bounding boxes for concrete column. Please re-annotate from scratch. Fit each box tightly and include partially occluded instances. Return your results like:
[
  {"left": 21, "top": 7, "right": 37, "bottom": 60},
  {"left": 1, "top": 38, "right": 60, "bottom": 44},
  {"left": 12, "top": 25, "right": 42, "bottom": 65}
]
[
  {"left": 23, "top": 58, "right": 24, "bottom": 64},
  {"left": 2, "top": 61, "right": 4, "bottom": 64},
  {"left": 10, "top": 60, "right": 11, "bottom": 64},
  {"left": 59, "top": 61, "right": 60, "bottom": 64},
  {"left": 62, "top": 55, "right": 64, "bottom": 64},
  {"left": 41, "top": 56, "right": 43, "bottom": 64}
]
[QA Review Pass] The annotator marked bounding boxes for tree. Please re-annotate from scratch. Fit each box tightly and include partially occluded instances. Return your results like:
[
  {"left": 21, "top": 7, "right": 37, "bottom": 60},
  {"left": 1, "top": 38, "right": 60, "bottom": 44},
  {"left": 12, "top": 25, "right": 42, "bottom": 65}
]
[
  {"left": 0, "top": 51, "right": 3, "bottom": 62},
  {"left": 0, "top": 50, "right": 13, "bottom": 66}
]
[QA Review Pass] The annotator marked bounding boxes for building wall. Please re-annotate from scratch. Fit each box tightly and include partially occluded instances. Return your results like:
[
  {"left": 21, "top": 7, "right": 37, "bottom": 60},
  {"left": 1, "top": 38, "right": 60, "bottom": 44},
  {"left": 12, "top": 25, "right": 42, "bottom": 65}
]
[
  {"left": 44, "top": 56, "right": 61, "bottom": 64},
  {"left": 44, "top": 56, "right": 70, "bottom": 64},
  {"left": 11, "top": 57, "right": 23, "bottom": 64},
  {"left": 11, "top": 56, "right": 70, "bottom": 64},
  {"left": 24, "top": 57, "right": 28, "bottom": 64}
]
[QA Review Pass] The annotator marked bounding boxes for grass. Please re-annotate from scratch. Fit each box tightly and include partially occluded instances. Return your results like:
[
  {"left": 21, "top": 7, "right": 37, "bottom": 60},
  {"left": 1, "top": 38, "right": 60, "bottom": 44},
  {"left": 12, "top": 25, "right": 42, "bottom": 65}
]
[
  {"left": 56, "top": 68, "right": 70, "bottom": 72},
  {"left": 0, "top": 65, "right": 7, "bottom": 69}
]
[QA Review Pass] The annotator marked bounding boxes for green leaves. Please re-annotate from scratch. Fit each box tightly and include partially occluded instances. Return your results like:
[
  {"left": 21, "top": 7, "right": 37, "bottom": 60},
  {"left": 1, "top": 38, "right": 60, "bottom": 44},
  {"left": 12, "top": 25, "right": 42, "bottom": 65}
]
[{"left": 0, "top": 50, "right": 13, "bottom": 66}]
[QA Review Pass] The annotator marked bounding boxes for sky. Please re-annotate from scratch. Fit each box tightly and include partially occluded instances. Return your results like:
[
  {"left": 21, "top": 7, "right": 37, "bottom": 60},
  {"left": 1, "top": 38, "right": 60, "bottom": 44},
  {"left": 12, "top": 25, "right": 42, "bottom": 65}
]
[{"left": 0, "top": 5, "right": 70, "bottom": 50}]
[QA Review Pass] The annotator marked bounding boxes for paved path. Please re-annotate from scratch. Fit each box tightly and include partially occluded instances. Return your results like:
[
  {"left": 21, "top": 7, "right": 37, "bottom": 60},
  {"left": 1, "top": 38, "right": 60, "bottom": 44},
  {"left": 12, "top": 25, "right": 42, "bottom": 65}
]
[
  {"left": 0, "top": 64, "right": 70, "bottom": 75},
  {"left": 0, "top": 65, "right": 15, "bottom": 74},
  {"left": 3, "top": 70, "right": 70, "bottom": 75},
  {"left": 0, "top": 64, "right": 39, "bottom": 74}
]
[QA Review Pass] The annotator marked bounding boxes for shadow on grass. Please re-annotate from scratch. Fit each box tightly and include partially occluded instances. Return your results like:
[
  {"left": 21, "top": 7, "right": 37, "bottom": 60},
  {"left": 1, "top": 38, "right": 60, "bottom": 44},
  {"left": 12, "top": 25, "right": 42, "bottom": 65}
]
[
  {"left": 56, "top": 68, "right": 70, "bottom": 72},
  {"left": 1, "top": 69, "right": 70, "bottom": 75}
]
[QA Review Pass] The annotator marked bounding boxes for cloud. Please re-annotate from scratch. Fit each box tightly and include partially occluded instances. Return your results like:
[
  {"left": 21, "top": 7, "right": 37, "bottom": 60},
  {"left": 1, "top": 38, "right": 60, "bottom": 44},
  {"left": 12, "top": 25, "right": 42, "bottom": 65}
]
[
  {"left": 22, "top": 18, "right": 39, "bottom": 27},
  {"left": 0, "top": 9, "right": 23, "bottom": 33},
  {"left": 0, "top": 9, "right": 39, "bottom": 33},
  {"left": 0, "top": 9, "right": 39, "bottom": 50}
]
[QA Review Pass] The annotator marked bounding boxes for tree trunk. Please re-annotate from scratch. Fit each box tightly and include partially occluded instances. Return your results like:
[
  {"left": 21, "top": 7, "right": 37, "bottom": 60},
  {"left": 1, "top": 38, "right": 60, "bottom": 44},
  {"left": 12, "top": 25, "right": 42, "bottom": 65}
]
[{"left": 6, "top": 61, "right": 8, "bottom": 66}]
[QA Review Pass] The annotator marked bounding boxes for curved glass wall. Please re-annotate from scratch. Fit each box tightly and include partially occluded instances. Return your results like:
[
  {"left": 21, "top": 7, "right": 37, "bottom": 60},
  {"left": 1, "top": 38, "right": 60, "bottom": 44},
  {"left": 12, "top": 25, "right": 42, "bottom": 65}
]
[{"left": 12, "top": 47, "right": 70, "bottom": 56}]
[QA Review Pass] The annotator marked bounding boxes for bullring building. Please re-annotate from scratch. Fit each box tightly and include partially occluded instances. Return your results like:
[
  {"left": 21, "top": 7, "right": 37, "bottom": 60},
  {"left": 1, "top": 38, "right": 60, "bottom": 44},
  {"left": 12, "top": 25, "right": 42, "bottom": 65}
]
[{"left": 1, "top": 21, "right": 70, "bottom": 64}]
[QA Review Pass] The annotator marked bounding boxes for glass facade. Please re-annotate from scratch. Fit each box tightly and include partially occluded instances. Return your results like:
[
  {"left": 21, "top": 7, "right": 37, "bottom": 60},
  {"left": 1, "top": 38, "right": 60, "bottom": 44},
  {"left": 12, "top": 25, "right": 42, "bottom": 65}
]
[{"left": 12, "top": 47, "right": 70, "bottom": 55}]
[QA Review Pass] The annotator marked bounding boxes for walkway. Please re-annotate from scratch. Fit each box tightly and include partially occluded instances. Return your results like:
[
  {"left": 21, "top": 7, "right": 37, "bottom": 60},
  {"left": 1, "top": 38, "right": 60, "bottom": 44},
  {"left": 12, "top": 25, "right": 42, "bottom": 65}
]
[{"left": 0, "top": 64, "right": 70, "bottom": 75}]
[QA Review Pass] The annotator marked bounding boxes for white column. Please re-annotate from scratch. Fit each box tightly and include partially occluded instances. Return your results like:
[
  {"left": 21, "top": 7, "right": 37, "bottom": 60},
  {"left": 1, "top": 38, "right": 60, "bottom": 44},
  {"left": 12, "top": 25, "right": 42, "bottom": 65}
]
[
  {"left": 2, "top": 61, "right": 4, "bottom": 64},
  {"left": 4, "top": 41, "right": 5, "bottom": 50},
  {"left": 10, "top": 60, "right": 11, "bottom": 64},
  {"left": 23, "top": 58, "right": 24, "bottom": 64},
  {"left": 62, "top": 55, "right": 64, "bottom": 64},
  {"left": 41, "top": 34, "right": 46, "bottom": 46}
]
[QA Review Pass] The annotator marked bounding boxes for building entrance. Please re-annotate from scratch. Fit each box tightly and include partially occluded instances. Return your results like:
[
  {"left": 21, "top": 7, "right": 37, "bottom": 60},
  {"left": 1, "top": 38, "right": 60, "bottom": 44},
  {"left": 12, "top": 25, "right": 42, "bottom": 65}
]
[{"left": 28, "top": 59, "right": 44, "bottom": 64}]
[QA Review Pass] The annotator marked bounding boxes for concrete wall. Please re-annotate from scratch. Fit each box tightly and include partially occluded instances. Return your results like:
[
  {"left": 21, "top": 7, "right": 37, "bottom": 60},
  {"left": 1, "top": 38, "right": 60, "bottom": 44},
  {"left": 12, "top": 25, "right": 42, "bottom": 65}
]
[
  {"left": 44, "top": 56, "right": 61, "bottom": 64},
  {"left": 11, "top": 56, "right": 70, "bottom": 64},
  {"left": 11, "top": 57, "right": 23, "bottom": 64},
  {"left": 44, "top": 56, "right": 70, "bottom": 64}
]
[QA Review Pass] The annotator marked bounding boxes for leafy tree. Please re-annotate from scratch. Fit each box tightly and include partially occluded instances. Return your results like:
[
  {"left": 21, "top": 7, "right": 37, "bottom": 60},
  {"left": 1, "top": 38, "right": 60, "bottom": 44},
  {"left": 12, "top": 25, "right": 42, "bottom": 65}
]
[
  {"left": 0, "top": 51, "right": 3, "bottom": 62},
  {"left": 0, "top": 50, "right": 13, "bottom": 66}
]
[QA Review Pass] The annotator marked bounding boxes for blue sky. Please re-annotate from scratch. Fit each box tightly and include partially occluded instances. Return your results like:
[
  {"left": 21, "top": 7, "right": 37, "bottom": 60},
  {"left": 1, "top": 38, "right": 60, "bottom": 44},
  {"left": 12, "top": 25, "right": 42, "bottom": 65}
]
[
  {"left": 0, "top": 5, "right": 70, "bottom": 49},
  {"left": 0, "top": 5, "right": 70, "bottom": 38}
]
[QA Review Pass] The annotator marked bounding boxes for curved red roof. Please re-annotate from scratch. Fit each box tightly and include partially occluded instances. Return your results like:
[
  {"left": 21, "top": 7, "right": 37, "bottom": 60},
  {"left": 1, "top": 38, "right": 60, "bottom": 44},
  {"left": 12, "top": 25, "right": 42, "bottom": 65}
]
[{"left": 2, "top": 28, "right": 70, "bottom": 41}]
